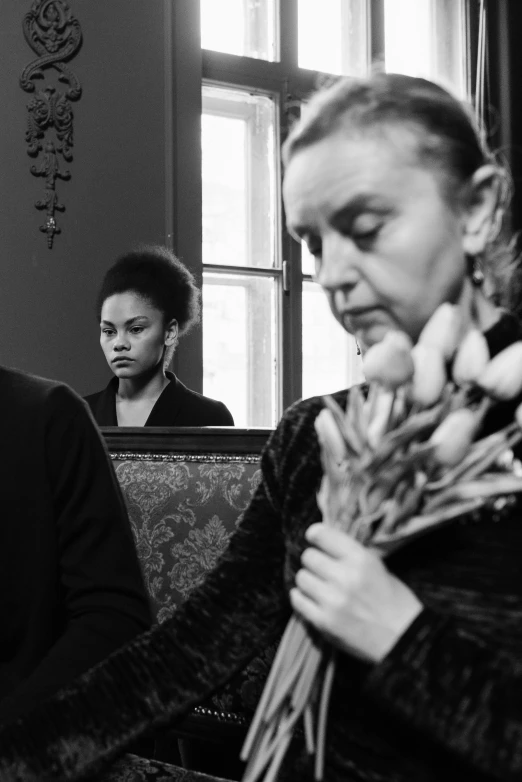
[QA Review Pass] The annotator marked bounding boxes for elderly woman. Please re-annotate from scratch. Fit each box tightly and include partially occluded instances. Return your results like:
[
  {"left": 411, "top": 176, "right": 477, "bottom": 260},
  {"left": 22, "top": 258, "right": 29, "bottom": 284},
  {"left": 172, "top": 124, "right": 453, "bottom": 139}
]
[
  {"left": 85, "top": 245, "right": 234, "bottom": 427},
  {"left": 0, "top": 74, "right": 521, "bottom": 781}
]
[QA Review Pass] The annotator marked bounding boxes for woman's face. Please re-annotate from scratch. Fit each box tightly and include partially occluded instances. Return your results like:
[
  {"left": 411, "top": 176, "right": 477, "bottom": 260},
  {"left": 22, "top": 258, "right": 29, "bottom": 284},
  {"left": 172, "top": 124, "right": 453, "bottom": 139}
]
[
  {"left": 100, "top": 292, "right": 175, "bottom": 379},
  {"left": 283, "top": 130, "right": 471, "bottom": 348}
]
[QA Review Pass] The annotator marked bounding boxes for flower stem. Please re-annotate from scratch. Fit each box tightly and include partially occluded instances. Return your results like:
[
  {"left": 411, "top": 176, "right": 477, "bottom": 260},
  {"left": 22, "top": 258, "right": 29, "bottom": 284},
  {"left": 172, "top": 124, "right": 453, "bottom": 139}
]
[{"left": 314, "top": 651, "right": 337, "bottom": 781}]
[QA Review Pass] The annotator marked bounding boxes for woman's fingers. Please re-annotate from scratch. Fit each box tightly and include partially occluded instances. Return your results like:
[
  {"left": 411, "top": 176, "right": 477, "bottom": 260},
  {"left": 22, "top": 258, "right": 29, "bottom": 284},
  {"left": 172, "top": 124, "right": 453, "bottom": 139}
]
[
  {"left": 289, "top": 587, "right": 324, "bottom": 628},
  {"left": 294, "top": 566, "right": 331, "bottom": 603},
  {"left": 300, "top": 546, "right": 336, "bottom": 580},
  {"left": 300, "top": 525, "right": 372, "bottom": 589},
  {"left": 305, "top": 523, "right": 365, "bottom": 559},
  {"left": 295, "top": 523, "right": 423, "bottom": 662}
]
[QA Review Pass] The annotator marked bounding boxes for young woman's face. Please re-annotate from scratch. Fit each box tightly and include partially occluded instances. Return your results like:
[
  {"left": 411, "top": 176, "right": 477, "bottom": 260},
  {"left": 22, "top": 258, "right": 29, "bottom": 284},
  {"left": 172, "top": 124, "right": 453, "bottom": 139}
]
[
  {"left": 100, "top": 292, "right": 174, "bottom": 379},
  {"left": 283, "top": 130, "right": 470, "bottom": 349}
]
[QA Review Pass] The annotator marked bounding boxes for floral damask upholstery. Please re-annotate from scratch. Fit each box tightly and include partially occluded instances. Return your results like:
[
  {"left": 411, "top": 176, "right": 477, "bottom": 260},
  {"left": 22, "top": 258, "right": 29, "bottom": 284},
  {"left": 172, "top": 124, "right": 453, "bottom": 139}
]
[{"left": 111, "top": 453, "right": 276, "bottom": 734}]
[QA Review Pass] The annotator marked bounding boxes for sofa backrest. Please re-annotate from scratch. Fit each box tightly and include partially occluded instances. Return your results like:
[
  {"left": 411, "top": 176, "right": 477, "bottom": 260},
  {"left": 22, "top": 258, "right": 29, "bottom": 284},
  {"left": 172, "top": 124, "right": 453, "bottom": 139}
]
[{"left": 102, "top": 426, "right": 274, "bottom": 735}]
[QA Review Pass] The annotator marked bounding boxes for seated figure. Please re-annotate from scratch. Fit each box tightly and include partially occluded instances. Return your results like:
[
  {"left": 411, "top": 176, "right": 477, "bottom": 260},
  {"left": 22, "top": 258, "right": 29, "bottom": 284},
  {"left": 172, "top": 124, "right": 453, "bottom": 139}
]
[
  {"left": 0, "top": 364, "right": 151, "bottom": 722},
  {"left": 85, "top": 245, "right": 234, "bottom": 427}
]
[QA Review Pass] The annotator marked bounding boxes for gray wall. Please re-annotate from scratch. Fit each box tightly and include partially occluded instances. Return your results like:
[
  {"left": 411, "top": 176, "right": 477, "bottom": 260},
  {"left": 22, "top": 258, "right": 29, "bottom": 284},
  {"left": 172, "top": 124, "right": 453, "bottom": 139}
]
[{"left": 0, "top": 0, "right": 171, "bottom": 395}]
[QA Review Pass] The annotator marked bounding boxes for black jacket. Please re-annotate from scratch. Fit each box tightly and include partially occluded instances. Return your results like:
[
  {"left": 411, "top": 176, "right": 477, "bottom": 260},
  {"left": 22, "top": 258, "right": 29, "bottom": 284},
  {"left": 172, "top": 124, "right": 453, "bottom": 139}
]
[
  {"left": 0, "top": 367, "right": 151, "bottom": 722},
  {"left": 84, "top": 371, "right": 234, "bottom": 426}
]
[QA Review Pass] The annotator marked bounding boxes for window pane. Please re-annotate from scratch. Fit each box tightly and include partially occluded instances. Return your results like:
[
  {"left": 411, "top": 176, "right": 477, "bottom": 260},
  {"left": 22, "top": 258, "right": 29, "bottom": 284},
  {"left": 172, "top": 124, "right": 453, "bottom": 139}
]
[
  {"left": 302, "top": 280, "right": 365, "bottom": 399},
  {"left": 202, "top": 86, "right": 278, "bottom": 269},
  {"left": 301, "top": 242, "right": 315, "bottom": 277},
  {"left": 385, "top": 0, "right": 467, "bottom": 97},
  {"left": 203, "top": 272, "right": 278, "bottom": 427},
  {"left": 200, "top": 0, "right": 278, "bottom": 61},
  {"left": 298, "top": 0, "right": 368, "bottom": 76}
]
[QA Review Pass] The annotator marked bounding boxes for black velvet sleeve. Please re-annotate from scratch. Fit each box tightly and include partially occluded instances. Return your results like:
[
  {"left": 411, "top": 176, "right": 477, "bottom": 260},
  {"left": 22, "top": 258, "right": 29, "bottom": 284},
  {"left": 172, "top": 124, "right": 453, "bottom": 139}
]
[
  {"left": 0, "top": 422, "right": 290, "bottom": 781},
  {"left": 0, "top": 386, "right": 152, "bottom": 722},
  {"left": 358, "top": 314, "right": 522, "bottom": 779},
  {"left": 365, "top": 606, "right": 522, "bottom": 779}
]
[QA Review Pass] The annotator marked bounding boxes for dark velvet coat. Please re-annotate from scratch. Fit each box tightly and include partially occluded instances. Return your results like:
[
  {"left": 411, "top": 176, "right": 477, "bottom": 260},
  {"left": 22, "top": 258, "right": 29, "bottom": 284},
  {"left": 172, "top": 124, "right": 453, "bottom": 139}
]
[
  {"left": 1, "top": 317, "right": 522, "bottom": 781},
  {"left": 84, "top": 371, "right": 234, "bottom": 427}
]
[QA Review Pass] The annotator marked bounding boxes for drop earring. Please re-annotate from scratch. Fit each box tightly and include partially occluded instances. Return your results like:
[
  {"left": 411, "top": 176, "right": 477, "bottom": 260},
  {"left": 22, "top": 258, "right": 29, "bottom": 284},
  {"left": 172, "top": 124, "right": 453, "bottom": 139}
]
[
  {"left": 467, "top": 255, "right": 485, "bottom": 287},
  {"left": 355, "top": 339, "right": 361, "bottom": 356}
]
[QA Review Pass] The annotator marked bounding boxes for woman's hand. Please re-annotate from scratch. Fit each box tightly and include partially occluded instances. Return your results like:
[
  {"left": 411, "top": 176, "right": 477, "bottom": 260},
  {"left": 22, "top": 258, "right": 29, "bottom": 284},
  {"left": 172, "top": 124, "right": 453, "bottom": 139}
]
[{"left": 290, "top": 524, "right": 423, "bottom": 664}]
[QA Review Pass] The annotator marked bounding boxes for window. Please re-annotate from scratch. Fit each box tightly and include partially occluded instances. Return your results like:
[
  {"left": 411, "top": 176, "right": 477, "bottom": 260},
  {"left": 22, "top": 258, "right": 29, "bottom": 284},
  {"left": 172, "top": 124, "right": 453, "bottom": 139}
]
[
  {"left": 200, "top": 0, "right": 278, "bottom": 61},
  {"left": 298, "top": 0, "right": 369, "bottom": 77},
  {"left": 384, "top": 0, "right": 467, "bottom": 96},
  {"left": 201, "top": 86, "right": 279, "bottom": 425},
  {"left": 172, "top": 1, "right": 471, "bottom": 427}
]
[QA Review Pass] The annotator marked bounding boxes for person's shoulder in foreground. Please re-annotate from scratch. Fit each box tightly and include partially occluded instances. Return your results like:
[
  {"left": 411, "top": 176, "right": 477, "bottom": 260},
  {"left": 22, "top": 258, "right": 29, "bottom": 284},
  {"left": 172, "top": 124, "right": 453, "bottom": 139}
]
[
  {"left": 0, "top": 363, "right": 66, "bottom": 402},
  {"left": 266, "top": 386, "right": 350, "bottom": 450},
  {"left": 257, "top": 387, "right": 352, "bottom": 508},
  {"left": 0, "top": 363, "right": 93, "bottom": 434},
  {"left": 0, "top": 364, "right": 152, "bottom": 721}
]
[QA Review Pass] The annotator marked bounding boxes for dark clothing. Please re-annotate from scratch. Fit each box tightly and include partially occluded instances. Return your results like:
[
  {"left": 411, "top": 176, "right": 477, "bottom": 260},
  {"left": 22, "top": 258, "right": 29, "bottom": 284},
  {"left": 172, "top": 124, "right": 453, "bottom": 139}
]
[
  {"left": 0, "top": 366, "right": 151, "bottom": 723},
  {"left": 1, "top": 316, "right": 522, "bottom": 781},
  {"left": 84, "top": 372, "right": 234, "bottom": 426}
]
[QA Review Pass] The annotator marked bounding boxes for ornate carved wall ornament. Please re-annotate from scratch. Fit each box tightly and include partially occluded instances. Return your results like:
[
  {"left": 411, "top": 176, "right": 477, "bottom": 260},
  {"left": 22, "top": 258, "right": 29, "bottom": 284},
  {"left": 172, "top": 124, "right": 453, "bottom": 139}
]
[{"left": 20, "top": 0, "right": 83, "bottom": 248}]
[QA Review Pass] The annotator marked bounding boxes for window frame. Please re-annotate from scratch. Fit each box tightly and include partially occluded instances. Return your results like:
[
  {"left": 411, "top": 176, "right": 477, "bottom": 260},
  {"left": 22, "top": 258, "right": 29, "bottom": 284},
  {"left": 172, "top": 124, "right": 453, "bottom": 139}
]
[{"left": 167, "top": 0, "right": 473, "bottom": 421}]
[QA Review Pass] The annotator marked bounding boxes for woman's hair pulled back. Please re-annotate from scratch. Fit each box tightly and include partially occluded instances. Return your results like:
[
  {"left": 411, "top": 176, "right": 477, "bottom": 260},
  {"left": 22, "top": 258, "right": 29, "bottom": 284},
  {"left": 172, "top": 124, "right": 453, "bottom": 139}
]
[
  {"left": 96, "top": 244, "right": 201, "bottom": 336},
  {"left": 284, "top": 73, "right": 490, "bottom": 196},
  {"left": 283, "top": 72, "right": 514, "bottom": 305}
]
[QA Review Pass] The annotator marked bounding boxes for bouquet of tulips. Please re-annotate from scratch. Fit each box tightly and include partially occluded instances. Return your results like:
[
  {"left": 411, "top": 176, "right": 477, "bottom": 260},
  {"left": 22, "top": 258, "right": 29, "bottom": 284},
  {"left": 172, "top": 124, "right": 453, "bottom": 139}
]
[{"left": 241, "top": 301, "right": 522, "bottom": 782}]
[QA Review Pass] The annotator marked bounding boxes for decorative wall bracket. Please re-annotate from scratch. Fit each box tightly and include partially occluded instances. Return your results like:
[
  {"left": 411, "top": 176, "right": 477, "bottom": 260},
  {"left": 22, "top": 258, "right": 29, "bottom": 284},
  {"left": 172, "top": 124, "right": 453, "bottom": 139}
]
[{"left": 20, "top": 0, "right": 82, "bottom": 248}]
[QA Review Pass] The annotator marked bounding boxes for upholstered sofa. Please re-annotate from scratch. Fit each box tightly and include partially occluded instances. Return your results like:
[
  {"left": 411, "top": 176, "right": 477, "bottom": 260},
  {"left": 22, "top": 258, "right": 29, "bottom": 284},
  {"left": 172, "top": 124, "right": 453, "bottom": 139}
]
[{"left": 102, "top": 427, "right": 275, "bottom": 757}]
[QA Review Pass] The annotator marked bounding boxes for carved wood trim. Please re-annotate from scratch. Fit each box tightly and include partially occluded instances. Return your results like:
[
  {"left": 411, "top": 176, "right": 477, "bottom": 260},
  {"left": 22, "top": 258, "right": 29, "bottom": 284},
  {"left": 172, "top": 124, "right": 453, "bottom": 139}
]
[{"left": 20, "top": 0, "right": 83, "bottom": 248}]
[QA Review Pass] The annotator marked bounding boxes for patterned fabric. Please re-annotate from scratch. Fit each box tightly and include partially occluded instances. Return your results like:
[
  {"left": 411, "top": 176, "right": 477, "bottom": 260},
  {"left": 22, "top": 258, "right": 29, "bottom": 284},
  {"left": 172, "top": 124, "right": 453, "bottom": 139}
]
[
  {"left": 113, "top": 456, "right": 273, "bottom": 723},
  {"left": 99, "top": 754, "right": 229, "bottom": 782},
  {"left": 113, "top": 457, "right": 261, "bottom": 623}
]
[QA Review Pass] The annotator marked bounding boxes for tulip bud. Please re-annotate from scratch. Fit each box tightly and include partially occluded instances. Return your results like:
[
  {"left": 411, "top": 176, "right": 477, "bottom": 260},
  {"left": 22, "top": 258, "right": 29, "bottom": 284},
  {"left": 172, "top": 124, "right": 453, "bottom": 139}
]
[
  {"left": 410, "top": 343, "right": 447, "bottom": 408},
  {"left": 363, "top": 331, "right": 414, "bottom": 389},
  {"left": 315, "top": 408, "right": 346, "bottom": 463},
  {"left": 418, "top": 303, "right": 461, "bottom": 360},
  {"left": 477, "top": 341, "right": 522, "bottom": 400},
  {"left": 452, "top": 328, "right": 490, "bottom": 386},
  {"left": 430, "top": 407, "right": 478, "bottom": 467},
  {"left": 367, "top": 388, "right": 395, "bottom": 448}
]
